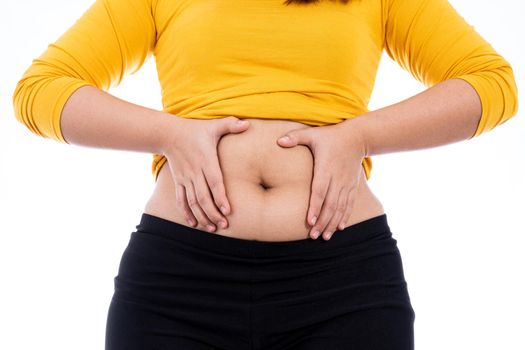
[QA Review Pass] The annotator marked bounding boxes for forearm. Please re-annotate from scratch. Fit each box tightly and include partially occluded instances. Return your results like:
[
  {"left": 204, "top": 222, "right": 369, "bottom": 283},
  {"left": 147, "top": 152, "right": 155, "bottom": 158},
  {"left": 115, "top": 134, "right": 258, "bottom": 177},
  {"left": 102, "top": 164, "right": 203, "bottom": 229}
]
[
  {"left": 60, "top": 85, "right": 180, "bottom": 154},
  {"left": 343, "top": 78, "right": 482, "bottom": 157}
]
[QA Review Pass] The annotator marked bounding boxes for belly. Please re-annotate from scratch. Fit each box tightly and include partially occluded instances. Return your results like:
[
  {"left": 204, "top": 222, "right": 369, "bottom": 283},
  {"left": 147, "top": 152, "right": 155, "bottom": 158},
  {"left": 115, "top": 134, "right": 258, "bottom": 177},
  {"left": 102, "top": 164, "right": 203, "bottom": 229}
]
[{"left": 143, "top": 118, "right": 385, "bottom": 241}]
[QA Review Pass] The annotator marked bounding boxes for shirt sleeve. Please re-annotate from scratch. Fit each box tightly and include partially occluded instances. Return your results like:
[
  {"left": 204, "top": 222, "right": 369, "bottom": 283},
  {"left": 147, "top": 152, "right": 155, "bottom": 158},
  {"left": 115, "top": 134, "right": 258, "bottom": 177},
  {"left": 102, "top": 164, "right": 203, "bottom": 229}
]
[
  {"left": 12, "top": 0, "right": 157, "bottom": 143},
  {"left": 382, "top": 0, "right": 518, "bottom": 138}
]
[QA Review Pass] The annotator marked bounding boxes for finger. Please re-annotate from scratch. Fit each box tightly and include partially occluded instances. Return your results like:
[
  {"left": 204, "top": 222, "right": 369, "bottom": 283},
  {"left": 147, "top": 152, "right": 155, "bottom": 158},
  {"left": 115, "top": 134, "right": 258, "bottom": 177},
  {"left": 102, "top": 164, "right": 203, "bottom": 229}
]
[
  {"left": 309, "top": 177, "right": 337, "bottom": 239},
  {"left": 217, "top": 116, "right": 250, "bottom": 135},
  {"left": 307, "top": 164, "right": 330, "bottom": 229},
  {"left": 202, "top": 152, "right": 231, "bottom": 217},
  {"left": 338, "top": 186, "right": 356, "bottom": 231},
  {"left": 277, "top": 127, "right": 312, "bottom": 148},
  {"left": 343, "top": 184, "right": 357, "bottom": 230},
  {"left": 322, "top": 186, "right": 348, "bottom": 240},
  {"left": 175, "top": 182, "right": 197, "bottom": 227},
  {"left": 338, "top": 168, "right": 364, "bottom": 230},
  {"left": 201, "top": 169, "right": 226, "bottom": 228},
  {"left": 337, "top": 188, "right": 352, "bottom": 231},
  {"left": 185, "top": 179, "right": 215, "bottom": 232},
  {"left": 193, "top": 171, "right": 226, "bottom": 231},
  {"left": 314, "top": 182, "right": 344, "bottom": 240}
]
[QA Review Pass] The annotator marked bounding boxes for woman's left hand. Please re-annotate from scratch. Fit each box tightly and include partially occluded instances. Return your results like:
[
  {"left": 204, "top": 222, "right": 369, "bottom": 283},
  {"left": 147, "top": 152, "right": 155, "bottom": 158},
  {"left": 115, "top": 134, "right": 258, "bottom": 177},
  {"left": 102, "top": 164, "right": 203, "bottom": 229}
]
[{"left": 276, "top": 121, "right": 366, "bottom": 241}]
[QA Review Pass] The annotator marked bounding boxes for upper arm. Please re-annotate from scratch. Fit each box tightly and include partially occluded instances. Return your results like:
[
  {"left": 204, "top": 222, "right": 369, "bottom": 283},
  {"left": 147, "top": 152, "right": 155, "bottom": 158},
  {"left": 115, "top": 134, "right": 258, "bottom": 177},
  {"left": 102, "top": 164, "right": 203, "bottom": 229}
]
[
  {"left": 381, "top": 0, "right": 518, "bottom": 138},
  {"left": 12, "top": 0, "right": 157, "bottom": 143}
]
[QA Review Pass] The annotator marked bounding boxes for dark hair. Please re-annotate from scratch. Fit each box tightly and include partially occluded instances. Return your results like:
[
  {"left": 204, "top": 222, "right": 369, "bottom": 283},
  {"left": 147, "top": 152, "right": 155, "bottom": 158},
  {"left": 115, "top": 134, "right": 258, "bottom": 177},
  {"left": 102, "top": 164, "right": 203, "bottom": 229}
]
[{"left": 283, "top": 0, "right": 350, "bottom": 5}]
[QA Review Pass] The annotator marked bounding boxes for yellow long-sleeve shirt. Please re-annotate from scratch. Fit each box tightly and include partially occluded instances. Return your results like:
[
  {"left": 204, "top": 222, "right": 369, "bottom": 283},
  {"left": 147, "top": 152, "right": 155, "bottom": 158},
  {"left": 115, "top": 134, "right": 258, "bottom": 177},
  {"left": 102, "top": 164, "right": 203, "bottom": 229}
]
[{"left": 13, "top": 0, "right": 519, "bottom": 182}]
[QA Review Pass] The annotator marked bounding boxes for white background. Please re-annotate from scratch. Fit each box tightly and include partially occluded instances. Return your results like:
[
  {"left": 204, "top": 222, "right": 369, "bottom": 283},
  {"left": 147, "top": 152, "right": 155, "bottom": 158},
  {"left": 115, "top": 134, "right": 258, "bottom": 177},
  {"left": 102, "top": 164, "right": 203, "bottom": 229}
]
[{"left": 1, "top": 1, "right": 524, "bottom": 349}]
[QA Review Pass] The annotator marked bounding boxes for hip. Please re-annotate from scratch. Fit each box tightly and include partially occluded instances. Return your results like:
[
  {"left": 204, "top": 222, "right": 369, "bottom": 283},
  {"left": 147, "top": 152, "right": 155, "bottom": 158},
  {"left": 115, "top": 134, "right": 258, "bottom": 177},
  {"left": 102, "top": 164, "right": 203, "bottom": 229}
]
[{"left": 106, "top": 212, "right": 415, "bottom": 349}]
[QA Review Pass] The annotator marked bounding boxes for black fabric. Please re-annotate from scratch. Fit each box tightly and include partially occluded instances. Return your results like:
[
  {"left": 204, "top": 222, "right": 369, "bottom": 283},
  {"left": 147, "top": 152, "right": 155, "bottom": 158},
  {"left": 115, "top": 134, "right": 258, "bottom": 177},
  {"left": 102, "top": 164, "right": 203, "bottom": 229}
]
[{"left": 105, "top": 212, "right": 415, "bottom": 350}]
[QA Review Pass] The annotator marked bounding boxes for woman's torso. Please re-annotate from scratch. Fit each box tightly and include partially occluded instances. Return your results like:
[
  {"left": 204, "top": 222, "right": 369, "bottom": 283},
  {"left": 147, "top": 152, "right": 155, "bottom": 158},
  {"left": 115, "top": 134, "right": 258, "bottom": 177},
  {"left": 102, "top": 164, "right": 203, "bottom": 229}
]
[{"left": 143, "top": 118, "right": 385, "bottom": 241}]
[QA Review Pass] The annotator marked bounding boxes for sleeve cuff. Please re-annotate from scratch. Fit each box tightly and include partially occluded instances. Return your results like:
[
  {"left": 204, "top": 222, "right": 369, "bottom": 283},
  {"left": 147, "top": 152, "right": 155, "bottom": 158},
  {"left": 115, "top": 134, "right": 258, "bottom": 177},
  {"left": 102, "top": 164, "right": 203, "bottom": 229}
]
[
  {"left": 49, "top": 77, "right": 95, "bottom": 144},
  {"left": 455, "top": 69, "right": 518, "bottom": 139}
]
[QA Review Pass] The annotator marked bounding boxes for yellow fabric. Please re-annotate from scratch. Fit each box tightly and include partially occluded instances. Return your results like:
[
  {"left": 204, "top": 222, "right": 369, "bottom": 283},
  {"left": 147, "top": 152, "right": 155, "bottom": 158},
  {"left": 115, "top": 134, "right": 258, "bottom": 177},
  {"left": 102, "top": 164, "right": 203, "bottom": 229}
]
[{"left": 13, "top": 0, "right": 519, "bottom": 182}]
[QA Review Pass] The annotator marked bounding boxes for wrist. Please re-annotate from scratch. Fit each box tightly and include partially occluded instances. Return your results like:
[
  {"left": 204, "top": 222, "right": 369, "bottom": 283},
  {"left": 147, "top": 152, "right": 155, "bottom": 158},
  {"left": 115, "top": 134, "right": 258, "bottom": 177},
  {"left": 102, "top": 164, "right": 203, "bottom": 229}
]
[
  {"left": 339, "top": 116, "right": 370, "bottom": 158},
  {"left": 154, "top": 111, "right": 186, "bottom": 155}
]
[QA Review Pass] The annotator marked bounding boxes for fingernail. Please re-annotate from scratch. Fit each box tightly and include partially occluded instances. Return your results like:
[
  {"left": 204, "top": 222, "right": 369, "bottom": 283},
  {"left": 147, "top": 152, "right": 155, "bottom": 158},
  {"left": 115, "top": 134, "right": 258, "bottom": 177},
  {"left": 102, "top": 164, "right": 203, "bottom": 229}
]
[
  {"left": 279, "top": 135, "right": 290, "bottom": 142},
  {"left": 206, "top": 224, "right": 216, "bottom": 232},
  {"left": 312, "top": 230, "right": 320, "bottom": 239},
  {"left": 219, "top": 220, "right": 227, "bottom": 228},
  {"left": 324, "top": 231, "right": 332, "bottom": 240},
  {"left": 220, "top": 205, "right": 228, "bottom": 215},
  {"left": 237, "top": 119, "right": 247, "bottom": 125},
  {"left": 311, "top": 216, "right": 317, "bottom": 225},
  {"left": 188, "top": 219, "right": 195, "bottom": 226},
  {"left": 338, "top": 223, "right": 344, "bottom": 230}
]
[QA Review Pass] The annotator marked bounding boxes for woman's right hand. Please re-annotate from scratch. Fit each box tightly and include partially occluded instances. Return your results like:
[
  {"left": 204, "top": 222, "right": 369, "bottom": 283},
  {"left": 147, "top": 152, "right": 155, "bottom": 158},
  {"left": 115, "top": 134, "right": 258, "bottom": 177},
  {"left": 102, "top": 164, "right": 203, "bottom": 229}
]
[{"left": 161, "top": 115, "right": 251, "bottom": 232}]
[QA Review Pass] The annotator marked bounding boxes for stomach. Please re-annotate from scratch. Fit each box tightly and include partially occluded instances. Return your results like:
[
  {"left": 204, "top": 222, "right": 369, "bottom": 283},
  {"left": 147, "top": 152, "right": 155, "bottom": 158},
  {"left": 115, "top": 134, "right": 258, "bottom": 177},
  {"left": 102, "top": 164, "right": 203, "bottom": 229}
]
[{"left": 143, "top": 118, "right": 385, "bottom": 242}]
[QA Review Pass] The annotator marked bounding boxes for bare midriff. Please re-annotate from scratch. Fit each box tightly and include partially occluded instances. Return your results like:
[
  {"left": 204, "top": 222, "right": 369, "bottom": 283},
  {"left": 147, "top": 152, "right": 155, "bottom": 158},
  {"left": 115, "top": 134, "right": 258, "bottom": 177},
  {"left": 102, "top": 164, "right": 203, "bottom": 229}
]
[{"left": 143, "top": 118, "right": 385, "bottom": 242}]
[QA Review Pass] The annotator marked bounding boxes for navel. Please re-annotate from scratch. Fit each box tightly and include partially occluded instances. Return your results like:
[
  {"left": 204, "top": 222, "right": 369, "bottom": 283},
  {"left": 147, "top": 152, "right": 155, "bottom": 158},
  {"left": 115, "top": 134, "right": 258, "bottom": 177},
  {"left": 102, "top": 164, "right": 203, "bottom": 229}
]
[{"left": 259, "top": 180, "right": 272, "bottom": 191}]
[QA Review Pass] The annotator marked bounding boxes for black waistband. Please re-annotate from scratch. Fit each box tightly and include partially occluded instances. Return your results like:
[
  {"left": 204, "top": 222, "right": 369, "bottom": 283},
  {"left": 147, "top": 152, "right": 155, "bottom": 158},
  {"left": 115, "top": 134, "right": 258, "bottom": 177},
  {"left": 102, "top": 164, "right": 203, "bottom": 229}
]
[{"left": 134, "top": 212, "right": 393, "bottom": 258}]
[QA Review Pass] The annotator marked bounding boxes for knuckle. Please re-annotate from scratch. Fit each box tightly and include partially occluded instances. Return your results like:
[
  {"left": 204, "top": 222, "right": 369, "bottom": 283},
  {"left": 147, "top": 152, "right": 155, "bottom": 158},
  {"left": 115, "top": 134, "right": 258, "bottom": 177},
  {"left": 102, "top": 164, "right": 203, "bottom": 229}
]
[
  {"left": 216, "top": 188, "right": 227, "bottom": 201},
  {"left": 195, "top": 192, "right": 208, "bottom": 205},
  {"left": 327, "top": 201, "right": 338, "bottom": 211},
  {"left": 312, "top": 189, "right": 325, "bottom": 200},
  {"left": 208, "top": 177, "right": 223, "bottom": 192},
  {"left": 187, "top": 197, "right": 197, "bottom": 207}
]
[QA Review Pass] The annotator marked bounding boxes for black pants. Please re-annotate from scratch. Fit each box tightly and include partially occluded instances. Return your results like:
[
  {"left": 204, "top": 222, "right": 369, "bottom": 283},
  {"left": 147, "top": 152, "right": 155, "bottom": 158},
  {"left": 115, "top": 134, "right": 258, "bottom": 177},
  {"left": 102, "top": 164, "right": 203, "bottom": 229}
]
[{"left": 105, "top": 213, "right": 415, "bottom": 350}]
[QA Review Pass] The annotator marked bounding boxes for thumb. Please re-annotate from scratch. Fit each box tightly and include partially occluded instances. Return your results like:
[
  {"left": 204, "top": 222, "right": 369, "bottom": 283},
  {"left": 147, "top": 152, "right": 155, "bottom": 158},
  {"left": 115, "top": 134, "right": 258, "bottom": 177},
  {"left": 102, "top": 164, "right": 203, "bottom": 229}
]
[
  {"left": 277, "top": 128, "right": 310, "bottom": 148},
  {"left": 217, "top": 116, "right": 250, "bottom": 134}
]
